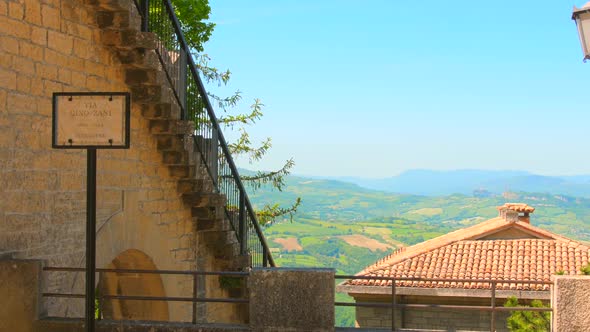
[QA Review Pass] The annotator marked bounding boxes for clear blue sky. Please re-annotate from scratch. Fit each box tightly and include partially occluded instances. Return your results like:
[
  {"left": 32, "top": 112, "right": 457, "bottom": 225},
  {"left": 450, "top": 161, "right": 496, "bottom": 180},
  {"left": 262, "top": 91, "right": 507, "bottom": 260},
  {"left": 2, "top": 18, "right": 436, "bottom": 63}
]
[{"left": 204, "top": 0, "right": 590, "bottom": 178}]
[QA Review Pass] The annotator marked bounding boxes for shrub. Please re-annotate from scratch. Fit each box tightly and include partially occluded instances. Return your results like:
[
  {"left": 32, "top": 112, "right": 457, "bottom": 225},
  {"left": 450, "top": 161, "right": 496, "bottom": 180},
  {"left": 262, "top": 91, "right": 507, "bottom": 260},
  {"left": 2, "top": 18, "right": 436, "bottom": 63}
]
[{"left": 504, "top": 296, "right": 550, "bottom": 332}]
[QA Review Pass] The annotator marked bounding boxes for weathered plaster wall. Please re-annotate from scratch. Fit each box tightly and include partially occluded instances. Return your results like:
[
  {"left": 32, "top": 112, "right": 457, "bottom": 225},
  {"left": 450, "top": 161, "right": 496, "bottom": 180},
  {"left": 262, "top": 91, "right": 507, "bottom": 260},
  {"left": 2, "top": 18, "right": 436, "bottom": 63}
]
[
  {"left": 553, "top": 275, "right": 590, "bottom": 332},
  {"left": 249, "top": 268, "right": 335, "bottom": 332},
  {"left": 0, "top": 0, "right": 197, "bottom": 321}
]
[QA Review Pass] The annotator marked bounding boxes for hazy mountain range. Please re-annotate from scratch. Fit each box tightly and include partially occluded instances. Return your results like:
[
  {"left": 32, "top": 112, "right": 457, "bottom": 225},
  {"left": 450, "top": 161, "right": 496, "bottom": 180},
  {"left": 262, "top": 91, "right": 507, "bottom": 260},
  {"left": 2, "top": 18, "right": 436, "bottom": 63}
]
[{"left": 306, "top": 169, "right": 590, "bottom": 197}]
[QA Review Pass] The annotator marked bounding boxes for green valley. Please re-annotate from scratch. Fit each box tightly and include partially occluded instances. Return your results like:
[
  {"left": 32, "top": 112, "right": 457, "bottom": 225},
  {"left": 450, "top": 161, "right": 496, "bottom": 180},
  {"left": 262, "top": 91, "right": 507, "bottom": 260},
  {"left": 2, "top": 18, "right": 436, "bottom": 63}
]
[{"left": 246, "top": 174, "right": 590, "bottom": 326}]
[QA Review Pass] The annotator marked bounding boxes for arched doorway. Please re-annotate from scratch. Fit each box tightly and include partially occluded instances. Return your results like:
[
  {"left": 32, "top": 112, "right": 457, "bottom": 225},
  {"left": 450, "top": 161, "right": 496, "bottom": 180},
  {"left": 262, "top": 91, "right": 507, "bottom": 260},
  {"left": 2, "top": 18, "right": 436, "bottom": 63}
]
[{"left": 99, "top": 249, "right": 169, "bottom": 321}]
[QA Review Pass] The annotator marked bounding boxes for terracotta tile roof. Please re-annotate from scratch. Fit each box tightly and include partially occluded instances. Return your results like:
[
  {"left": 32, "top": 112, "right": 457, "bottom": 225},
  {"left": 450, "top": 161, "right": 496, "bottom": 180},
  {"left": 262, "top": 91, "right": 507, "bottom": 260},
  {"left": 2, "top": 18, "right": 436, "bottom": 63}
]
[
  {"left": 346, "top": 204, "right": 590, "bottom": 292},
  {"left": 499, "top": 203, "right": 535, "bottom": 213}
]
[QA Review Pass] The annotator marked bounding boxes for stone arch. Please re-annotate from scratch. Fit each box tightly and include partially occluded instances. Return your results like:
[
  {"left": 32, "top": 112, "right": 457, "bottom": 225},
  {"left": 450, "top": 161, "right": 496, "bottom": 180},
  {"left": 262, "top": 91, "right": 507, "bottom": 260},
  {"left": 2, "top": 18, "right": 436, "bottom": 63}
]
[{"left": 99, "top": 249, "right": 169, "bottom": 321}]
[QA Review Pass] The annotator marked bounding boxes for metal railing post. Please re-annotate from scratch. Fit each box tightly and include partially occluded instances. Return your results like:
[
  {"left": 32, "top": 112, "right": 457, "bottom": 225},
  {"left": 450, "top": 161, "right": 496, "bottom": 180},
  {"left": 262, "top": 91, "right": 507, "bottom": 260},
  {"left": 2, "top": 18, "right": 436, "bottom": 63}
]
[
  {"left": 214, "top": 126, "right": 221, "bottom": 187},
  {"left": 178, "top": 48, "right": 188, "bottom": 120},
  {"left": 491, "top": 281, "right": 496, "bottom": 332},
  {"left": 140, "top": 0, "right": 149, "bottom": 32},
  {"left": 263, "top": 246, "right": 268, "bottom": 267},
  {"left": 192, "top": 273, "right": 197, "bottom": 324},
  {"left": 239, "top": 192, "right": 247, "bottom": 255}
]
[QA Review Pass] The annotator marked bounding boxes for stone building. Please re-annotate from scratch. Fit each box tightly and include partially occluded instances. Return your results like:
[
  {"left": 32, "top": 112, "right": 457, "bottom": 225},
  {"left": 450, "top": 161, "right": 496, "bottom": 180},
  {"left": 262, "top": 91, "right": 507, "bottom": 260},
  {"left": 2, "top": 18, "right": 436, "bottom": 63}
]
[
  {"left": 0, "top": 0, "right": 265, "bottom": 324},
  {"left": 338, "top": 203, "right": 590, "bottom": 331}
]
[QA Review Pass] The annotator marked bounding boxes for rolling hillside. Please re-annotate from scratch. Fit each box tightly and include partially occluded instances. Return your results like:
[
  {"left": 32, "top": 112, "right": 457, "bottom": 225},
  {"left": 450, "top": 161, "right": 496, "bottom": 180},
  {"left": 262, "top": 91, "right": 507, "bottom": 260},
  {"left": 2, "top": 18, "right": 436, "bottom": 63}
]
[{"left": 246, "top": 173, "right": 590, "bottom": 326}]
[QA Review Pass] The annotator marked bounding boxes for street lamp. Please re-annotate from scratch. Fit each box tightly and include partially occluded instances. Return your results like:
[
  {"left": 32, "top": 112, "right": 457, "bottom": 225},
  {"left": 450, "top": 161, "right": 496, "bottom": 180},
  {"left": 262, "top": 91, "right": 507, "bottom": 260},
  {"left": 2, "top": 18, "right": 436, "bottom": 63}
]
[{"left": 573, "top": 2, "right": 590, "bottom": 61}]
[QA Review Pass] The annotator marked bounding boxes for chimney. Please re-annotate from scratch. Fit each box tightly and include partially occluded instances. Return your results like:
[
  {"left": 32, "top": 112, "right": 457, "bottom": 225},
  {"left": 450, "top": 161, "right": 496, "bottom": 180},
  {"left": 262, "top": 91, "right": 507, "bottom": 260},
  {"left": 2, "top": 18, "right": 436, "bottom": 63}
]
[{"left": 497, "top": 203, "right": 534, "bottom": 224}]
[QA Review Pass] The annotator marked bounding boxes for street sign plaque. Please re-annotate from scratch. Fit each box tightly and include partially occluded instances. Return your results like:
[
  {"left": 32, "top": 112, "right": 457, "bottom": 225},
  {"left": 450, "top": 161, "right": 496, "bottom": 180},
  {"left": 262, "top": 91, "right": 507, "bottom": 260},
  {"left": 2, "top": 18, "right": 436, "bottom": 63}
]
[
  {"left": 52, "top": 92, "right": 130, "bottom": 149},
  {"left": 51, "top": 91, "right": 130, "bottom": 332}
]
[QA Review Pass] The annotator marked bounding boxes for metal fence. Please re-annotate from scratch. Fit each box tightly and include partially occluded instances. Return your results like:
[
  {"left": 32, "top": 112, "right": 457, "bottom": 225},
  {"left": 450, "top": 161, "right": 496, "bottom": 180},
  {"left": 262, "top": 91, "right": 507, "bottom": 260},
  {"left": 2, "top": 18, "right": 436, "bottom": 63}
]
[
  {"left": 132, "top": 0, "right": 274, "bottom": 267},
  {"left": 43, "top": 267, "right": 553, "bottom": 331},
  {"left": 43, "top": 266, "right": 249, "bottom": 324},
  {"left": 335, "top": 275, "right": 553, "bottom": 332}
]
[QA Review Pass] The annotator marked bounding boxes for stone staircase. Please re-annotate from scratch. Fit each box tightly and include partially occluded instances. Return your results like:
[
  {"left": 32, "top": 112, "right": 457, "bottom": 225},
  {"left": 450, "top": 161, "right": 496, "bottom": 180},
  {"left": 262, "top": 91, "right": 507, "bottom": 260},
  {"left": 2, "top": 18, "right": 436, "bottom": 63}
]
[{"left": 88, "top": 0, "right": 250, "bottom": 273}]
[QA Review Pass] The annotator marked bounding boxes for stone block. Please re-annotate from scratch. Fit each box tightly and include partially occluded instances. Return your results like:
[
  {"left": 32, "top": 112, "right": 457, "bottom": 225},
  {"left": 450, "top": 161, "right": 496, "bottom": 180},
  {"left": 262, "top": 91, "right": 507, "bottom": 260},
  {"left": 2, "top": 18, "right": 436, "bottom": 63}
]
[
  {"left": 0, "top": 35, "right": 20, "bottom": 55},
  {"left": 7, "top": 91, "right": 32, "bottom": 113},
  {"left": 553, "top": 275, "right": 590, "bottom": 332},
  {"left": 0, "top": 16, "right": 31, "bottom": 39},
  {"left": 0, "top": 68, "right": 17, "bottom": 90},
  {"left": 36, "top": 63, "right": 58, "bottom": 80},
  {"left": 16, "top": 74, "right": 32, "bottom": 93},
  {"left": 0, "top": 259, "right": 43, "bottom": 332},
  {"left": 13, "top": 57, "right": 36, "bottom": 76},
  {"left": 8, "top": 2, "right": 24, "bottom": 20},
  {"left": 0, "top": 1, "right": 7, "bottom": 16},
  {"left": 0, "top": 90, "right": 7, "bottom": 110},
  {"left": 70, "top": 71, "right": 86, "bottom": 86},
  {"left": 65, "top": 22, "right": 93, "bottom": 41},
  {"left": 31, "top": 27, "right": 47, "bottom": 46},
  {"left": 47, "top": 30, "right": 74, "bottom": 54},
  {"left": 58, "top": 68, "right": 72, "bottom": 84},
  {"left": 41, "top": 5, "right": 60, "bottom": 30},
  {"left": 24, "top": 0, "right": 42, "bottom": 25},
  {"left": 250, "top": 268, "right": 335, "bottom": 332},
  {"left": 44, "top": 48, "right": 70, "bottom": 67}
]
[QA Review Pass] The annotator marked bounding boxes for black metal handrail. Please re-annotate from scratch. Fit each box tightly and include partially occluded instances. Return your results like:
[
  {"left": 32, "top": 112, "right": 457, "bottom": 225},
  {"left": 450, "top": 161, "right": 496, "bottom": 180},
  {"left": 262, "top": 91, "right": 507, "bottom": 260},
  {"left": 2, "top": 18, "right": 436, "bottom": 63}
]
[
  {"left": 335, "top": 275, "right": 553, "bottom": 332},
  {"left": 43, "top": 267, "right": 249, "bottom": 324},
  {"left": 135, "top": 0, "right": 274, "bottom": 267}
]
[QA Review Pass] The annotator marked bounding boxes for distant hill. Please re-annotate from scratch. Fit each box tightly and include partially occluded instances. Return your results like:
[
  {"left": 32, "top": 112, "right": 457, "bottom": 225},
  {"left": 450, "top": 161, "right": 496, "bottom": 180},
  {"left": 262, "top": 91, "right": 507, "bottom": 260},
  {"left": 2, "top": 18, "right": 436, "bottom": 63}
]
[
  {"left": 245, "top": 171, "right": 590, "bottom": 243},
  {"left": 312, "top": 169, "right": 590, "bottom": 197},
  {"left": 244, "top": 171, "right": 590, "bottom": 327}
]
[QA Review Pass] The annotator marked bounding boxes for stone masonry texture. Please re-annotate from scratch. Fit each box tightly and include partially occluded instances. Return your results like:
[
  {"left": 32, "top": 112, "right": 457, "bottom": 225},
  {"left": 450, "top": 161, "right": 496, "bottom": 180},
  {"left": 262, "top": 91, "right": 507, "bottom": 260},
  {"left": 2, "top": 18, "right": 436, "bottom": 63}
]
[
  {"left": 0, "top": 0, "right": 228, "bottom": 322},
  {"left": 249, "top": 268, "right": 335, "bottom": 332},
  {"left": 0, "top": 259, "right": 43, "bottom": 332}
]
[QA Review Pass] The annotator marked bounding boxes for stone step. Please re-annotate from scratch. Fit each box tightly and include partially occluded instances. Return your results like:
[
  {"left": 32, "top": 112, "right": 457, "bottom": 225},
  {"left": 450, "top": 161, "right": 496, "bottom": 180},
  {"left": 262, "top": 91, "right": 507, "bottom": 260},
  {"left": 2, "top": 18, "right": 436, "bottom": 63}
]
[
  {"left": 211, "top": 231, "right": 239, "bottom": 246},
  {"left": 211, "top": 241, "right": 240, "bottom": 259},
  {"left": 162, "top": 150, "right": 190, "bottom": 165},
  {"left": 141, "top": 103, "right": 173, "bottom": 119},
  {"left": 117, "top": 49, "right": 161, "bottom": 69},
  {"left": 86, "top": 0, "right": 258, "bottom": 273},
  {"left": 155, "top": 133, "right": 184, "bottom": 151},
  {"left": 132, "top": 84, "right": 177, "bottom": 105},
  {"left": 195, "top": 217, "right": 232, "bottom": 232},
  {"left": 192, "top": 206, "right": 224, "bottom": 220},
  {"left": 101, "top": 28, "right": 157, "bottom": 50},
  {"left": 217, "top": 254, "right": 251, "bottom": 272},
  {"left": 130, "top": 84, "right": 164, "bottom": 103},
  {"left": 183, "top": 192, "right": 226, "bottom": 208},
  {"left": 127, "top": 67, "right": 170, "bottom": 89},
  {"left": 168, "top": 164, "right": 196, "bottom": 178},
  {"left": 232, "top": 254, "right": 252, "bottom": 270},
  {"left": 96, "top": 9, "right": 141, "bottom": 30},
  {"left": 150, "top": 119, "right": 194, "bottom": 135},
  {"left": 87, "top": 0, "right": 131, "bottom": 11},
  {"left": 124, "top": 67, "right": 161, "bottom": 86},
  {"left": 177, "top": 178, "right": 206, "bottom": 194}
]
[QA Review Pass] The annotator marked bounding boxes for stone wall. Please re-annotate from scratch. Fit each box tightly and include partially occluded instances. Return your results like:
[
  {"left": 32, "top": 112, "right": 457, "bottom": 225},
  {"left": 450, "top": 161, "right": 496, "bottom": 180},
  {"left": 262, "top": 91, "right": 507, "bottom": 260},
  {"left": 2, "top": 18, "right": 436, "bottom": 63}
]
[
  {"left": 353, "top": 295, "right": 512, "bottom": 332},
  {"left": 36, "top": 318, "right": 251, "bottom": 332},
  {"left": 0, "top": 0, "right": 200, "bottom": 321},
  {"left": 553, "top": 275, "right": 590, "bottom": 332},
  {"left": 3, "top": 261, "right": 332, "bottom": 332},
  {"left": 0, "top": 260, "right": 43, "bottom": 332},
  {"left": 249, "top": 268, "right": 335, "bottom": 332}
]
